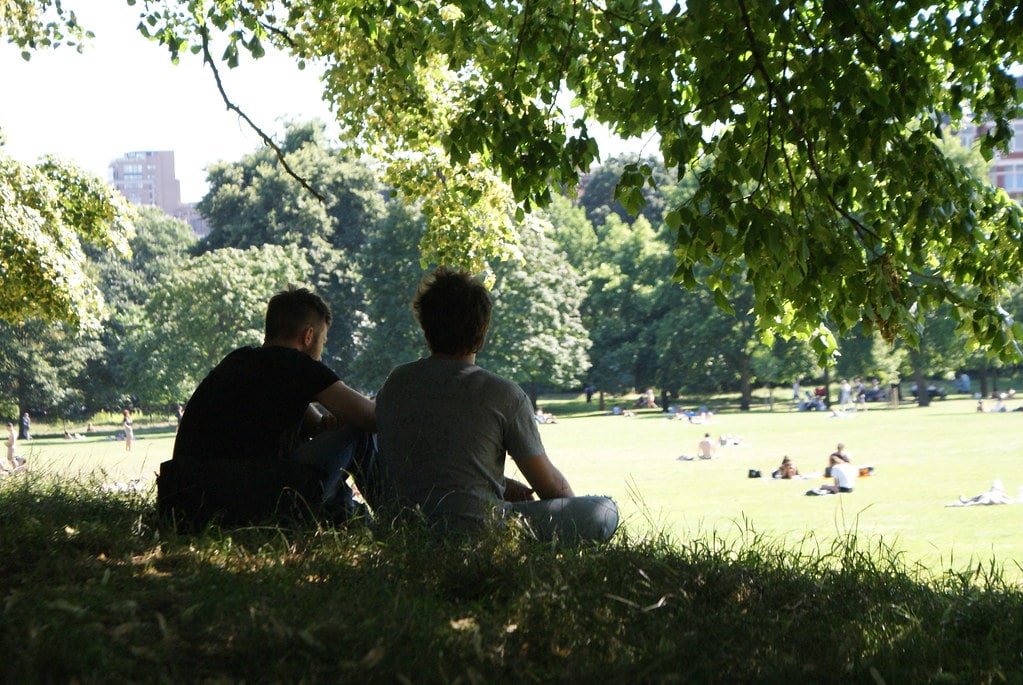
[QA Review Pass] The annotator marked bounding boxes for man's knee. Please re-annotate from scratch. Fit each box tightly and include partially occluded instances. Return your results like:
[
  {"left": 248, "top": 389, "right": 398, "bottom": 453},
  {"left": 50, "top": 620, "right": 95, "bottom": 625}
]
[
  {"left": 572, "top": 495, "right": 619, "bottom": 542},
  {"left": 509, "top": 495, "right": 619, "bottom": 543}
]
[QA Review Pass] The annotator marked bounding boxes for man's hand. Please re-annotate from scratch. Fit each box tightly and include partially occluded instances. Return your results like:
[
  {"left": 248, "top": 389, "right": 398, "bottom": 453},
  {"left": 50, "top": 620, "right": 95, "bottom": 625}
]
[{"left": 503, "top": 478, "right": 535, "bottom": 502}]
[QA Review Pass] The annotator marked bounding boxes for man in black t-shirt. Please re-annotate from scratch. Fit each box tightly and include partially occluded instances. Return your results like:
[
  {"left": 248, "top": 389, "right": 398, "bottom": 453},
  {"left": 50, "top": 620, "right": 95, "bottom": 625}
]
[{"left": 165, "top": 287, "right": 376, "bottom": 525}]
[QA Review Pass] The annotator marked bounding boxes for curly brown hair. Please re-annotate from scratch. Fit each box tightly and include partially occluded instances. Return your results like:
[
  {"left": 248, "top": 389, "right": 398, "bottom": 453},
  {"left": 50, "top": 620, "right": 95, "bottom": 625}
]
[{"left": 413, "top": 268, "right": 492, "bottom": 355}]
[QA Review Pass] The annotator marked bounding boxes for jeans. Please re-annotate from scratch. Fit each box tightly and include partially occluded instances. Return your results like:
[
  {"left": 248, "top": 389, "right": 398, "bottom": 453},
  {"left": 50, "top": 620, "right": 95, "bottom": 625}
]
[
  {"left": 291, "top": 426, "right": 376, "bottom": 517},
  {"left": 503, "top": 495, "right": 619, "bottom": 543}
]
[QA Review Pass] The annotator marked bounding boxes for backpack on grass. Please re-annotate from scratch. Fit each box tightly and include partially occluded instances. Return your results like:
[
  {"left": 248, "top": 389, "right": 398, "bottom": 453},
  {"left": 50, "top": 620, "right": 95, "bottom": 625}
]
[{"left": 157, "top": 458, "right": 323, "bottom": 530}]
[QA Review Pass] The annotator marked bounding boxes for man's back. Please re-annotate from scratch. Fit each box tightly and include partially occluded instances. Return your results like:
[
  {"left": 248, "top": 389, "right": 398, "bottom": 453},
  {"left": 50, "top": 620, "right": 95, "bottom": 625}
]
[
  {"left": 174, "top": 346, "right": 338, "bottom": 463},
  {"left": 832, "top": 462, "right": 856, "bottom": 491},
  {"left": 374, "top": 357, "right": 544, "bottom": 522}
]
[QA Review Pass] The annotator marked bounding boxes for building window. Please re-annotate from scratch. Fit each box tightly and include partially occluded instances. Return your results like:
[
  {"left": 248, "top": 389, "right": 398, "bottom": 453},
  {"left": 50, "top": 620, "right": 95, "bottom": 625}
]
[
  {"left": 1011, "top": 122, "right": 1023, "bottom": 154},
  {"left": 1002, "top": 164, "right": 1023, "bottom": 191},
  {"left": 959, "top": 128, "right": 975, "bottom": 149}
]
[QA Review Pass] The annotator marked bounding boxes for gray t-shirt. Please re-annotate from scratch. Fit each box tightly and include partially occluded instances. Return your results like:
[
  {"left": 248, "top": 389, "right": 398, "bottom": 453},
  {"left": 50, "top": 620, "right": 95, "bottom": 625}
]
[{"left": 374, "top": 358, "right": 545, "bottom": 524}]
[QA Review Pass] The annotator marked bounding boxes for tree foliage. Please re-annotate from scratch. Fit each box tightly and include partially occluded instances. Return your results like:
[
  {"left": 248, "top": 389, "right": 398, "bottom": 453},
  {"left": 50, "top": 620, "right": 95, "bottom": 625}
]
[
  {"left": 0, "top": 150, "right": 136, "bottom": 331},
  {"left": 581, "top": 214, "right": 675, "bottom": 395},
  {"left": 0, "top": 0, "right": 89, "bottom": 56},
  {"left": 124, "top": 244, "right": 309, "bottom": 405},
  {"left": 197, "top": 121, "right": 386, "bottom": 376},
  {"left": 485, "top": 218, "right": 591, "bottom": 403},
  {"left": 123, "top": 0, "right": 1023, "bottom": 360},
  {"left": 7, "top": 2, "right": 1023, "bottom": 360},
  {"left": 83, "top": 208, "right": 197, "bottom": 412},
  {"left": 3, "top": 11, "right": 134, "bottom": 332},
  {"left": 0, "top": 318, "right": 102, "bottom": 421},
  {"left": 352, "top": 201, "right": 432, "bottom": 391}
]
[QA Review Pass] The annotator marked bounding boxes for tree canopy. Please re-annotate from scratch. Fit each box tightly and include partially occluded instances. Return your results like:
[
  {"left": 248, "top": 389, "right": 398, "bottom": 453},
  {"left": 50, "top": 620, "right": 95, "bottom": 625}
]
[
  {"left": 115, "top": 0, "right": 1023, "bottom": 360},
  {"left": 0, "top": 149, "right": 136, "bottom": 331},
  {"left": 6, "top": 2, "right": 1023, "bottom": 361}
]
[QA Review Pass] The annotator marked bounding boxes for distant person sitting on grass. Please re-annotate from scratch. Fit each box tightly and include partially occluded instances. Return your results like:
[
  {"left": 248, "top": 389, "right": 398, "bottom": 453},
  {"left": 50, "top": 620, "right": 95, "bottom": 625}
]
[
  {"left": 697, "top": 433, "right": 717, "bottom": 459},
  {"left": 534, "top": 406, "right": 558, "bottom": 424},
  {"left": 773, "top": 456, "right": 800, "bottom": 479},
  {"left": 824, "top": 442, "right": 851, "bottom": 476},
  {"left": 817, "top": 460, "right": 856, "bottom": 494},
  {"left": 372, "top": 268, "right": 619, "bottom": 543},
  {"left": 161, "top": 286, "right": 377, "bottom": 526}
]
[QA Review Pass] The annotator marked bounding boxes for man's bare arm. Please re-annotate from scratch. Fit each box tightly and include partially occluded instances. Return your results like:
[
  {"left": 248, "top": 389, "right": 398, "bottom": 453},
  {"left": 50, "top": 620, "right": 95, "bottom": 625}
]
[
  {"left": 515, "top": 454, "right": 575, "bottom": 499},
  {"left": 314, "top": 380, "right": 376, "bottom": 433}
]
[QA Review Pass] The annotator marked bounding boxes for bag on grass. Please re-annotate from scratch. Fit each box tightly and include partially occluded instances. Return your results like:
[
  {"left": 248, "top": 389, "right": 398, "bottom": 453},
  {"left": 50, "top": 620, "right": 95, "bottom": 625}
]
[{"left": 157, "top": 457, "right": 322, "bottom": 529}]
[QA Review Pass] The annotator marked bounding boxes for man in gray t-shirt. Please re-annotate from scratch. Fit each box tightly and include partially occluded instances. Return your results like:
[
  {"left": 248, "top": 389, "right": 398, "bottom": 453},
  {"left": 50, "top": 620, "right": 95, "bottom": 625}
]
[{"left": 372, "top": 268, "right": 618, "bottom": 542}]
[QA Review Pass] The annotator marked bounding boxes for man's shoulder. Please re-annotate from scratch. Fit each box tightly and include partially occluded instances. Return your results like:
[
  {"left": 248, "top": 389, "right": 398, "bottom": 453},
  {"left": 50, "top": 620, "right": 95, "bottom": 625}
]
[
  {"left": 470, "top": 365, "right": 526, "bottom": 397},
  {"left": 233, "top": 346, "right": 334, "bottom": 373},
  {"left": 390, "top": 359, "right": 512, "bottom": 385}
]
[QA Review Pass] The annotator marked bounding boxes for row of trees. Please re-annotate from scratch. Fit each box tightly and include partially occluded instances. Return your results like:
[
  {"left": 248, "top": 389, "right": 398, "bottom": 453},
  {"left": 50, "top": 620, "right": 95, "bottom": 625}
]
[{"left": 2, "top": 121, "right": 1016, "bottom": 422}]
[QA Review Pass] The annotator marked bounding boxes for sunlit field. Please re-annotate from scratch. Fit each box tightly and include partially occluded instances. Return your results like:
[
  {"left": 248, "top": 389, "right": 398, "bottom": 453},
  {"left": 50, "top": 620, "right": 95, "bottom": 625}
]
[
  {"left": 12, "top": 395, "right": 1023, "bottom": 580},
  {"left": 532, "top": 395, "right": 1023, "bottom": 580}
]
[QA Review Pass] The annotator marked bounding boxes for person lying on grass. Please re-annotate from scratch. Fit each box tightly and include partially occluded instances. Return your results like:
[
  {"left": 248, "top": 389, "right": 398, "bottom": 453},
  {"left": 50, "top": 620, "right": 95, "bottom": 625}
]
[{"left": 370, "top": 268, "right": 619, "bottom": 543}]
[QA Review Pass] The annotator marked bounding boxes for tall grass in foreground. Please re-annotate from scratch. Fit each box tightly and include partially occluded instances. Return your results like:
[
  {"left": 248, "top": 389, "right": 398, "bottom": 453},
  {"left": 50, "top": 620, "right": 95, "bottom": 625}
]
[{"left": 2, "top": 472, "right": 1022, "bottom": 683}]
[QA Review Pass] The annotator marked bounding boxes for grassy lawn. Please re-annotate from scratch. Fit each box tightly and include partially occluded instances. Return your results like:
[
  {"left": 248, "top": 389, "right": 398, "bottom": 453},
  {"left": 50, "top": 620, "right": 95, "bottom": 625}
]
[
  {"left": 5, "top": 399, "right": 1023, "bottom": 682},
  {"left": 533, "top": 395, "right": 1023, "bottom": 579},
  {"left": 14, "top": 395, "right": 1023, "bottom": 580}
]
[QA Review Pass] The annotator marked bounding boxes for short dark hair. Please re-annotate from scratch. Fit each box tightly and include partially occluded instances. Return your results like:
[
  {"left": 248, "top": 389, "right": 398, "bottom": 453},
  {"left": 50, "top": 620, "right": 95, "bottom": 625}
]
[
  {"left": 413, "top": 268, "right": 492, "bottom": 355},
  {"left": 264, "top": 286, "right": 332, "bottom": 343}
]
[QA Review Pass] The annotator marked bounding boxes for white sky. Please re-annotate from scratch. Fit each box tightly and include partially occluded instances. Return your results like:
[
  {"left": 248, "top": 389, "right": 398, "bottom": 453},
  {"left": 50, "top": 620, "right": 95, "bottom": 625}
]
[
  {"left": 0, "top": 4, "right": 334, "bottom": 203},
  {"left": 1, "top": 4, "right": 650, "bottom": 205}
]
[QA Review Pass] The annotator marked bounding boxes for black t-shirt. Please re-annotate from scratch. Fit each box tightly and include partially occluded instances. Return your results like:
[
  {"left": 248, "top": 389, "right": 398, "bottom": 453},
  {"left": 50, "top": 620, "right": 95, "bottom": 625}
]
[{"left": 173, "top": 346, "right": 340, "bottom": 463}]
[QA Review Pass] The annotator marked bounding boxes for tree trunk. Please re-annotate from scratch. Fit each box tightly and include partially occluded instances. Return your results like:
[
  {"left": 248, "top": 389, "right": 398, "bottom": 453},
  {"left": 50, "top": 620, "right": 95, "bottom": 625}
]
[
  {"left": 739, "top": 354, "right": 752, "bottom": 411},
  {"left": 598, "top": 390, "right": 605, "bottom": 411},
  {"left": 913, "top": 364, "right": 929, "bottom": 407},
  {"left": 822, "top": 366, "right": 831, "bottom": 407},
  {"left": 978, "top": 364, "right": 989, "bottom": 399},
  {"left": 912, "top": 349, "right": 930, "bottom": 407}
]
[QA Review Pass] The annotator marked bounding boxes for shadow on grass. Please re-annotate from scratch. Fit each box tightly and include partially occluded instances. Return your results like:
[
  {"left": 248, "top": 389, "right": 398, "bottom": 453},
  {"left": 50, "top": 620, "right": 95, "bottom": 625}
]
[{"left": 1, "top": 473, "right": 1021, "bottom": 683}]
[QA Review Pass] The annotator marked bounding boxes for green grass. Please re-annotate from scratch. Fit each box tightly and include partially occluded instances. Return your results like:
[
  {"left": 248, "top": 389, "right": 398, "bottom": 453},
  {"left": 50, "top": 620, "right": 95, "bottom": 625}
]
[
  {"left": 5, "top": 400, "right": 1023, "bottom": 682},
  {"left": 2, "top": 472, "right": 1023, "bottom": 683},
  {"left": 16, "top": 395, "right": 1023, "bottom": 579},
  {"left": 531, "top": 395, "right": 1023, "bottom": 579}
]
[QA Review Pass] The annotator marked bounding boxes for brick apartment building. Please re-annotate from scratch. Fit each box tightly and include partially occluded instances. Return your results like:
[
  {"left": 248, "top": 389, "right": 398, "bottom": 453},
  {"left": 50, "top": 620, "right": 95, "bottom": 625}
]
[
  {"left": 108, "top": 150, "right": 209, "bottom": 237},
  {"left": 954, "top": 76, "right": 1023, "bottom": 202}
]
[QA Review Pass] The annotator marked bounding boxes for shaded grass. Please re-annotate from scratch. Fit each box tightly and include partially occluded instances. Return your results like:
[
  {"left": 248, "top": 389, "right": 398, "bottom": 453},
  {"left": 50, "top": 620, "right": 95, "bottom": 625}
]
[{"left": 3, "top": 473, "right": 1023, "bottom": 683}]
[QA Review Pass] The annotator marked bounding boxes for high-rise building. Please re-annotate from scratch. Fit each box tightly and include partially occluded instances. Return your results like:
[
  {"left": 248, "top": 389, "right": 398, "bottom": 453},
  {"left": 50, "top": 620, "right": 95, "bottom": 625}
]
[{"left": 108, "top": 150, "right": 208, "bottom": 237}]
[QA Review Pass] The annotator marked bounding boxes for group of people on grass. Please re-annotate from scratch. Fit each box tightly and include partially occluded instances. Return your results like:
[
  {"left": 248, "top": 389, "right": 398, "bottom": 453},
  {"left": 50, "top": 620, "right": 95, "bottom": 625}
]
[
  {"left": 768, "top": 442, "right": 863, "bottom": 495},
  {"left": 161, "top": 268, "right": 619, "bottom": 543}
]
